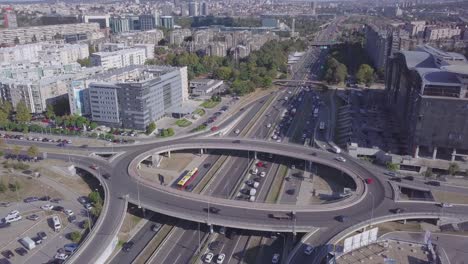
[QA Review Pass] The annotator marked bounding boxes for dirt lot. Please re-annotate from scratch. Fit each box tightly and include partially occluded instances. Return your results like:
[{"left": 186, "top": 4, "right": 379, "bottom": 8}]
[
  {"left": 432, "top": 190, "right": 468, "bottom": 204},
  {"left": 158, "top": 153, "right": 194, "bottom": 172},
  {"left": 0, "top": 174, "right": 62, "bottom": 202}
]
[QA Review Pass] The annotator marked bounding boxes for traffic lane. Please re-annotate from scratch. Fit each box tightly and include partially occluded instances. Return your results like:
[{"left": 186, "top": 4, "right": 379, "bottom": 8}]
[
  {"left": 179, "top": 152, "right": 221, "bottom": 191},
  {"left": 256, "top": 161, "right": 281, "bottom": 202},
  {"left": 111, "top": 215, "right": 159, "bottom": 264},
  {"left": 162, "top": 223, "right": 207, "bottom": 264},
  {"left": 211, "top": 155, "right": 249, "bottom": 198}
]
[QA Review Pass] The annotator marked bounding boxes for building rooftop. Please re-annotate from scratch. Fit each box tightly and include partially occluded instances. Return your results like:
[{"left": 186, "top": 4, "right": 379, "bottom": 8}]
[
  {"left": 400, "top": 51, "right": 434, "bottom": 69},
  {"left": 88, "top": 65, "right": 179, "bottom": 86}
]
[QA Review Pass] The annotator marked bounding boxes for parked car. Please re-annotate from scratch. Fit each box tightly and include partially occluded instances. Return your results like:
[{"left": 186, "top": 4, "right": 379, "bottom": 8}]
[
  {"left": 37, "top": 231, "right": 47, "bottom": 240},
  {"left": 68, "top": 215, "right": 77, "bottom": 223},
  {"left": 304, "top": 245, "right": 314, "bottom": 255},
  {"left": 365, "top": 178, "right": 374, "bottom": 184},
  {"left": 64, "top": 243, "right": 78, "bottom": 253},
  {"left": 53, "top": 206, "right": 64, "bottom": 212},
  {"left": 15, "top": 248, "right": 27, "bottom": 256},
  {"left": 204, "top": 252, "right": 214, "bottom": 263},
  {"left": 41, "top": 204, "right": 54, "bottom": 211},
  {"left": 32, "top": 237, "right": 42, "bottom": 245},
  {"left": 216, "top": 253, "right": 226, "bottom": 264},
  {"left": 24, "top": 197, "right": 39, "bottom": 203},
  {"left": 1, "top": 250, "right": 14, "bottom": 259},
  {"left": 426, "top": 181, "right": 441, "bottom": 186},
  {"left": 64, "top": 210, "right": 74, "bottom": 216},
  {"left": 26, "top": 214, "right": 39, "bottom": 221}
]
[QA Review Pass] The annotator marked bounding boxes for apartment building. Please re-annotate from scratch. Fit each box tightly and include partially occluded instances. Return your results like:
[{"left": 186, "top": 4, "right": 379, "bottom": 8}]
[{"left": 90, "top": 48, "right": 146, "bottom": 70}]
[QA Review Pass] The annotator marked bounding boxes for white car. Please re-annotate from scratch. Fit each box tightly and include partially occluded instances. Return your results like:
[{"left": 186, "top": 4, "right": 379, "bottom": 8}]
[
  {"left": 260, "top": 171, "right": 266, "bottom": 177},
  {"left": 55, "top": 252, "right": 69, "bottom": 260},
  {"left": 85, "top": 203, "right": 93, "bottom": 210},
  {"left": 304, "top": 245, "right": 314, "bottom": 255},
  {"left": 204, "top": 252, "right": 214, "bottom": 263},
  {"left": 216, "top": 253, "right": 225, "bottom": 264},
  {"left": 335, "top": 156, "right": 346, "bottom": 162},
  {"left": 64, "top": 209, "right": 74, "bottom": 216},
  {"left": 272, "top": 253, "right": 280, "bottom": 263},
  {"left": 41, "top": 204, "right": 54, "bottom": 211},
  {"left": 7, "top": 210, "right": 19, "bottom": 218},
  {"left": 440, "top": 203, "right": 453, "bottom": 208},
  {"left": 235, "top": 129, "right": 240, "bottom": 134},
  {"left": 276, "top": 138, "right": 282, "bottom": 143},
  {"left": 266, "top": 123, "right": 272, "bottom": 128},
  {"left": 271, "top": 135, "right": 278, "bottom": 140}
]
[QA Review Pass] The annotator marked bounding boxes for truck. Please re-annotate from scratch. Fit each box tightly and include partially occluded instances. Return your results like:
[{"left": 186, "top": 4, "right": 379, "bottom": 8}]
[{"left": 20, "top": 237, "right": 36, "bottom": 250}]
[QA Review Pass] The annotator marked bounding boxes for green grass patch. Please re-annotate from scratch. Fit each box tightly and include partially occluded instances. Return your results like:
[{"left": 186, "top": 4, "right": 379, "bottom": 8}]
[
  {"left": 158, "top": 128, "right": 175, "bottom": 138},
  {"left": 193, "top": 108, "right": 206, "bottom": 116},
  {"left": 191, "top": 124, "right": 207, "bottom": 132},
  {"left": 175, "top": 119, "right": 192, "bottom": 127},
  {"left": 265, "top": 165, "right": 289, "bottom": 203},
  {"left": 200, "top": 99, "right": 220, "bottom": 109}
]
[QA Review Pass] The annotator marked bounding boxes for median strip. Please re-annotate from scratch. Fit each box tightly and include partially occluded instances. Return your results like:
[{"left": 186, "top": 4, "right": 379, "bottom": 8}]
[
  {"left": 139, "top": 225, "right": 176, "bottom": 264},
  {"left": 265, "top": 165, "right": 289, "bottom": 203}
]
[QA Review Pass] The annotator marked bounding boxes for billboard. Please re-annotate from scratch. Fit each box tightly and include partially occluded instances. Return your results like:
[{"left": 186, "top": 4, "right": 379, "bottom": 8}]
[{"left": 342, "top": 227, "right": 379, "bottom": 253}]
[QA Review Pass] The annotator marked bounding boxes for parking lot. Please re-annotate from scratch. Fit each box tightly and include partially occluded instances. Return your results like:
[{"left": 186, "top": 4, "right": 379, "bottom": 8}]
[{"left": 0, "top": 158, "right": 96, "bottom": 263}]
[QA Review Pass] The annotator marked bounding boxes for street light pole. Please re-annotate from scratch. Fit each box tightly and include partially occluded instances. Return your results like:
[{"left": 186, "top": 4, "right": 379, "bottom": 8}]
[{"left": 369, "top": 192, "right": 375, "bottom": 227}]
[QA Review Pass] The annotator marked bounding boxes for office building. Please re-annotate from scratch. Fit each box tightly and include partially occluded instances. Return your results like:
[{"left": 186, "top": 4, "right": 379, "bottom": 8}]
[
  {"left": 83, "top": 15, "right": 110, "bottom": 29},
  {"left": 90, "top": 48, "right": 146, "bottom": 70},
  {"left": 189, "top": 1, "right": 199, "bottom": 17},
  {"left": 386, "top": 45, "right": 468, "bottom": 160},
  {"left": 200, "top": 2, "right": 209, "bottom": 16},
  {"left": 110, "top": 17, "right": 131, "bottom": 34},
  {"left": 190, "top": 79, "right": 223, "bottom": 96},
  {"left": 160, "top": 16, "right": 174, "bottom": 29},
  {"left": 88, "top": 65, "right": 189, "bottom": 129}
]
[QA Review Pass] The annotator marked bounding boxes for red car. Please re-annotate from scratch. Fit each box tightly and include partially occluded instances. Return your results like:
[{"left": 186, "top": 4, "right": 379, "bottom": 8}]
[
  {"left": 90, "top": 164, "right": 99, "bottom": 170},
  {"left": 365, "top": 178, "right": 373, "bottom": 184},
  {"left": 210, "top": 126, "right": 219, "bottom": 132},
  {"left": 256, "top": 162, "right": 268, "bottom": 168}
]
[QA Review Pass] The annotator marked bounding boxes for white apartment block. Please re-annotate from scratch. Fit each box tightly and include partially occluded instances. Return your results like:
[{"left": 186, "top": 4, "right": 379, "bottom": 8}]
[
  {"left": 425, "top": 27, "right": 461, "bottom": 40},
  {"left": 0, "top": 23, "right": 103, "bottom": 46},
  {"left": 90, "top": 48, "right": 147, "bottom": 70},
  {"left": 0, "top": 43, "right": 89, "bottom": 65}
]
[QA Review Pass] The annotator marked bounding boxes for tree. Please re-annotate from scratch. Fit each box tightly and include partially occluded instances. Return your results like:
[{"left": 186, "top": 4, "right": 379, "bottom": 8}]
[
  {"left": 82, "top": 219, "right": 90, "bottom": 229},
  {"left": 146, "top": 122, "right": 157, "bottom": 135},
  {"left": 88, "top": 191, "right": 102, "bottom": 205},
  {"left": 45, "top": 104, "right": 55, "bottom": 120},
  {"left": 214, "top": 66, "right": 232, "bottom": 80},
  {"left": 27, "top": 145, "right": 39, "bottom": 158},
  {"left": 15, "top": 101, "right": 31, "bottom": 123},
  {"left": 77, "top": 58, "right": 91, "bottom": 67},
  {"left": 448, "top": 163, "right": 459, "bottom": 176},
  {"left": 12, "top": 145, "right": 21, "bottom": 157},
  {"left": 356, "top": 64, "right": 374, "bottom": 86},
  {"left": 424, "top": 167, "right": 434, "bottom": 178},
  {"left": 69, "top": 231, "right": 82, "bottom": 243},
  {"left": 386, "top": 162, "right": 400, "bottom": 172}
]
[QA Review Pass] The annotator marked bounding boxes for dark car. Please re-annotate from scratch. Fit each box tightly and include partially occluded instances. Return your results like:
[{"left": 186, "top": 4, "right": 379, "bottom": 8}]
[
  {"left": 38, "top": 231, "right": 48, "bottom": 240},
  {"left": 122, "top": 241, "right": 134, "bottom": 252},
  {"left": 14, "top": 248, "right": 27, "bottom": 256},
  {"left": 68, "top": 215, "right": 77, "bottom": 223},
  {"left": 0, "top": 202, "right": 11, "bottom": 207},
  {"left": 151, "top": 223, "right": 162, "bottom": 232},
  {"left": 77, "top": 197, "right": 88, "bottom": 204},
  {"left": 102, "top": 174, "right": 111, "bottom": 180},
  {"left": 32, "top": 237, "right": 42, "bottom": 245},
  {"left": 1, "top": 250, "right": 13, "bottom": 259},
  {"left": 404, "top": 176, "right": 414, "bottom": 181},
  {"left": 393, "top": 208, "right": 404, "bottom": 214},
  {"left": 26, "top": 214, "right": 40, "bottom": 221},
  {"left": 50, "top": 198, "right": 62, "bottom": 203},
  {"left": 203, "top": 163, "right": 211, "bottom": 169},
  {"left": 391, "top": 177, "right": 402, "bottom": 182},
  {"left": 39, "top": 196, "right": 51, "bottom": 201},
  {"left": 427, "top": 181, "right": 441, "bottom": 186},
  {"left": 0, "top": 222, "right": 11, "bottom": 229},
  {"left": 52, "top": 206, "right": 64, "bottom": 212},
  {"left": 23, "top": 197, "right": 39, "bottom": 203},
  {"left": 335, "top": 215, "right": 348, "bottom": 222}
]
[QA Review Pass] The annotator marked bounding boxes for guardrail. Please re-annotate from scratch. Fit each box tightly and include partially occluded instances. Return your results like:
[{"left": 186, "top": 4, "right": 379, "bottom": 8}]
[
  {"left": 66, "top": 166, "right": 112, "bottom": 263},
  {"left": 128, "top": 139, "right": 367, "bottom": 213}
]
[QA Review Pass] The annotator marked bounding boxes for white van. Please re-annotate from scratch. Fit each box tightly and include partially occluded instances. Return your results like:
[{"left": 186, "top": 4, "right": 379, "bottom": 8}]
[
  {"left": 52, "top": 216, "right": 61, "bottom": 232},
  {"left": 20, "top": 237, "right": 36, "bottom": 250},
  {"left": 4, "top": 214, "right": 22, "bottom": 223}
]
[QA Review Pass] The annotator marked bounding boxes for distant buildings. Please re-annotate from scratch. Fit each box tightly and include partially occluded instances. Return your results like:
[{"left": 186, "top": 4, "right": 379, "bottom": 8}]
[
  {"left": 0, "top": 7, "right": 17, "bottom": 29},
  {"left": 160, "top": 16, "right": 174, "bottom": 29},
  {"left": 386, "top": 45, "right": 468, "bottom": 160},
  {"left": 90, "top": 48, "right": 147, "bottom": 70},
  {"left": 0, "top": 43, "right": 89, "bottom": 65},
  {"left": 0, "top": 23, "right": 103, "bottom": 46},
  {"left": 83, "top": 65, "right": 188, "bottom": 129},
  {"left": 424, "top": 26, "right": 461, "bottom": 41}
]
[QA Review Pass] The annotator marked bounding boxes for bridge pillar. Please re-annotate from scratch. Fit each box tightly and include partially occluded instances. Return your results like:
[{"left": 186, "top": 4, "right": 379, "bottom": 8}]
[
  {"left": 403, "top": 219, "right": 407, "bottom": 225},
  {"left": 254, "top": 151, "right": 257, "bottom": 160},
  {"left": 200, "top": 148, "right": 204, "bottom": 155},
  {"left": 432, "top": 147, "right": 438, "bottom": 160},
  {"left": 167, "top": 151, "right": 171, "bottom": 158},
  {"left": 451, "top": 148, "right": 456, "bottom": 162}
]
